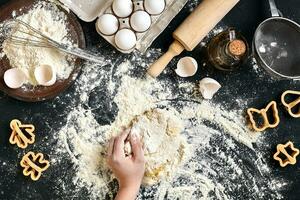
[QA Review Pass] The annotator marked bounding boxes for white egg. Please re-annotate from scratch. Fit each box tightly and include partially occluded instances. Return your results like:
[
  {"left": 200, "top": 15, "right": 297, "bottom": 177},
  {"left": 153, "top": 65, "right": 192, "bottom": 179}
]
[
  {"left": 112, "top": 0, "right": 133, "bottom": 18},
  {"left": 4, "top": 68, "right": 26, "bottom": 89},
  {"left": 199, "top": 78, "right": 221, "bottom": 100},
  {"left": 130, "top": 11, "right": 151, "bottom": 32},
  {"left": 144, "top": 0, "right": 166, "bottom": 15},
  {"left": 175, "top": 57, "right": 198, "bottom": 77},
  {"left": 34, "top": 65, "right": 56, "bottom": 86},
  {"left": 115, "top": 29, "right": 137, "bottom": 50},
  {"left": 96, "top": 14, "right": 119, "bottom": 35}
]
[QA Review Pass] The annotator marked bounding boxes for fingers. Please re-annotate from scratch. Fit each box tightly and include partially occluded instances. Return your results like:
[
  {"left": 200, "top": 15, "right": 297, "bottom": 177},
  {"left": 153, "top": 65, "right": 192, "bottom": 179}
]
[
  {"left": 113, "top": 128, "right": 130, "bottom": 158},
  {"left": 130, "top": 133, "right": 144, "bottom": 162}
]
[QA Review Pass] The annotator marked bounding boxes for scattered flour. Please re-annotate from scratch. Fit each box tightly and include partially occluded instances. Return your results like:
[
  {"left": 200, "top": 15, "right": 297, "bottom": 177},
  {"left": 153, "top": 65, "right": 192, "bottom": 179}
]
[
  {"left": 249, "top": 56, "right": 277, "bottom": 83},
  {"left": 50, "top": 47, "right": 287, "bottom": 199},
  {"left": 1, "top": 1, "right": 289, "bottom": 200},
  {"left": 128, "top": 108, "right": 188, "bottom": 185},
  {"left": 1, "top": 2, "right": 74, "bottom": 85},
  {"left": 251, "top": 57, "right": 263, "bottom": 75},
  {"left": 0, "top": 3, "right": 286, "bottom": 197}
]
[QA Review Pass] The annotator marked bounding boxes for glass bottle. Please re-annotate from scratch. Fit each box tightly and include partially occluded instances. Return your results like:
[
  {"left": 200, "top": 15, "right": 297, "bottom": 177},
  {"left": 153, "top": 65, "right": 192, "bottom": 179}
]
[{"left": 207, "top": 28, "right": 249, "bottom": 71}]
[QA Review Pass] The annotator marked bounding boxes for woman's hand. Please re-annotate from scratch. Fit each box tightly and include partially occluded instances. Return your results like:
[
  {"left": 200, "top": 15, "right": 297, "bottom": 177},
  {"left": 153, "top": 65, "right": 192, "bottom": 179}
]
[{"left": 107, "top": 128, "right": 145, "bottom": 200}]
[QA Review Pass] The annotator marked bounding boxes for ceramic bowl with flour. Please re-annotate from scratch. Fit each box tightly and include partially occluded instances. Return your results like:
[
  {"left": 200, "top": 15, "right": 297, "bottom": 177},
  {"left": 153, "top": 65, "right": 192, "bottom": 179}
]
[{"left": 0, "top": 0, "right": 85, "bottom": 102}]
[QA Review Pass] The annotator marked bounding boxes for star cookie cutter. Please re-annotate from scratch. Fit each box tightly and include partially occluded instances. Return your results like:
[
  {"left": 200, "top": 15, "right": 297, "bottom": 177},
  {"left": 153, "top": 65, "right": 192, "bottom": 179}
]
[
  {"left": 273, "top": 141, "right": 300, "bottom": 167},
  {"left": 247, "top": 101, "right": 280, "bottom": 132},
  {"left": 20, "top": 152, "right": 50, "bottom": 181},
  {"left": 9, "top": 119, "right": 35, "bottom": 149},
  {"left": 281, "top": 90, "right": 300, "bottom": 118}
]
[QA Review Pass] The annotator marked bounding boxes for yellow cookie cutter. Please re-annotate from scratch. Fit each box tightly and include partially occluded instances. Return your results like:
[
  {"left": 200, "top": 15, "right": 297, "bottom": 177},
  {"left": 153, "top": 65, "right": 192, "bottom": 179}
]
[
  {"left": 281, "top": 90, "right": 300, "bottom": 118},
  {"left": 9, "top": 119, "right": 35, "bottom": 149},
  {"left": 247, "top": 101, "right": 280, "bottom": 132},
  {"left": 273, "top": 141, "right": 299, "bottom": 167},
  {"left": 20, "top": 152, "right": 50, "bottom": 181}
]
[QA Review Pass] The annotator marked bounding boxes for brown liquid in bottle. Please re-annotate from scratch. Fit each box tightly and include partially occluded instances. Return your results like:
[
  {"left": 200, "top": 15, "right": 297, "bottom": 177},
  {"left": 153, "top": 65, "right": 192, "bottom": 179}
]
[{"left": 207, "top": 28, "right": 249, "bottom": 71}]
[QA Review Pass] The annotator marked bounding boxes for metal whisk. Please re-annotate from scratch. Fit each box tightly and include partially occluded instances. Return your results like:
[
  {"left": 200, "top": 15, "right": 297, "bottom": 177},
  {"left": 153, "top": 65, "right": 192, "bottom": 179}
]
[{"left": 0, "top": 19, "right": 103, "bottom": 64}]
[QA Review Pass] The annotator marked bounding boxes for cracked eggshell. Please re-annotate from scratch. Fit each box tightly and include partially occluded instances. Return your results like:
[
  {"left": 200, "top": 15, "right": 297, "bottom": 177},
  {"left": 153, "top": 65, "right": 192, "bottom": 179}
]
[
  {"left": 34, "top": 65, "right": 56, "bottom": 86},
  {"left": 175, "top": 57, "right": 198, "bottom": 77},
  {"left": 4, "top": 68, "right": 26, "bottom": 89},
  {"left": 199, "top": 78, "right": 221, "bottom": 99}
]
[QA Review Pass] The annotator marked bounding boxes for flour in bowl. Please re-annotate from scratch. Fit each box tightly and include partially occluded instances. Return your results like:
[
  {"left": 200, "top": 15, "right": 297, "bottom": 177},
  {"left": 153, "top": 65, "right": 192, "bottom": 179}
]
[{"left": 1, "top": 2, "right": 74, "bottom": 85}]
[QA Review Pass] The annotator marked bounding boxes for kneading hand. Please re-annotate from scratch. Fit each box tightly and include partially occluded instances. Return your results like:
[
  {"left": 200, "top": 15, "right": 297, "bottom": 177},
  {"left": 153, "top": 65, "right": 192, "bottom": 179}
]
[{"left": 107, "top": 128, "right": 145, "bottom": 200}]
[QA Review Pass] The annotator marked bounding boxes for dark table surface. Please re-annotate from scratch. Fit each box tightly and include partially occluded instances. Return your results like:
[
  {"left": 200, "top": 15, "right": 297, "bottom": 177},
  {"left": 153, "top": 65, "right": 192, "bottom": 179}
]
[{"left": 0, "top": 0, "right": 299, "bottom": 199}]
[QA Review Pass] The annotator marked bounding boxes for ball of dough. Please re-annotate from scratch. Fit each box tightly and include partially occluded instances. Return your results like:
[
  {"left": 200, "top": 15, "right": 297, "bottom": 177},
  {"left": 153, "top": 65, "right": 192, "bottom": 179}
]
[
  {"left": 114, "top": 29, "right": 137, "bottom": 50},
  {"left": 130, "top": 11, "right": 151, "bottom": 32},
  {"left": 96, "top": 14, "right": 119, "bottom": 35},
  {"left": 125, "top": 108, "right": 188, "bottom": 185}
]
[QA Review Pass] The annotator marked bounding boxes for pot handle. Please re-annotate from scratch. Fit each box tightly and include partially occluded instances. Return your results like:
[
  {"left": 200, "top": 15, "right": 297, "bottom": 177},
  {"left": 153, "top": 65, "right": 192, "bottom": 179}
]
[{"left": 269, "top": 0, "right": 280, "bottom": 17}]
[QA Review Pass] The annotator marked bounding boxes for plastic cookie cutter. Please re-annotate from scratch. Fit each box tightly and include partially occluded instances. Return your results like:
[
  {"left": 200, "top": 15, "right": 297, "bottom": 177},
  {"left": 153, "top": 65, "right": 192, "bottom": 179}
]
[
  {"left": 9, "top": 119, "right": 35, "bottom": 149},
  {"left": 273, "top": 141, "right": 300, "bottom": 167},
  {"left": 20, "top": 152, "right": 50, "bottom": 181},
  {"left": 247, "top": 101, "right": 280, "bottom": 132},
  {"left": 281, "top": 90, "right": 300, "bottom": 118}
]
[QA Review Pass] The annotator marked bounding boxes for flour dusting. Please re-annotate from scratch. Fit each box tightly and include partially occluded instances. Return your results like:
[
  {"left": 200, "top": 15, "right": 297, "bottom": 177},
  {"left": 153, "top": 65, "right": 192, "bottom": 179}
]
[
  {"left": 48, "top": 43, "right": 287, "bottom": 199},
  {"left": 1, "top": 2, "right": 74, "bottom": 85},
  {"left": 129, "top": 108, "right": 188, "bottom": 185},
  {"left": 0, "top": 0, "right": 293, "bottom": 199}
]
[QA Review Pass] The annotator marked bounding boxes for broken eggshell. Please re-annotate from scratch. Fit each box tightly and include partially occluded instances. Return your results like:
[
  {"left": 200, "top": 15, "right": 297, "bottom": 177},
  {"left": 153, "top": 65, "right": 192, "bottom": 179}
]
[
  {"left": 4, "top": 68, "right": 26, "bottom": 89},
  {"left": 34, "top": 65, "right": 56, "bottom": 86},
  {"left": 199, "top": 78, "right": 221, "bottom": 99},
  {"left": 175, "top": 57, "right": 198, "bottom": 77}
]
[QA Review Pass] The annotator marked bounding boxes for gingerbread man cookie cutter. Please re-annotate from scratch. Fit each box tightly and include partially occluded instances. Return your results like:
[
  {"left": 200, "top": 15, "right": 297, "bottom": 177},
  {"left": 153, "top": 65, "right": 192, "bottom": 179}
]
[
  {"left": 273, "top": 141, "right": 299, "bottom": 167},
  {"left": 247, "top": 101, "right": 280, "bottom": 132},
  {"left": 9, "top": 119, "right": 35, "bottom": 149},
  {"left": 281, "top": 90, "right": 300, "bottom": 118},
  {"left": 20, "top": 152, "right": 50, "bottom": 181}
]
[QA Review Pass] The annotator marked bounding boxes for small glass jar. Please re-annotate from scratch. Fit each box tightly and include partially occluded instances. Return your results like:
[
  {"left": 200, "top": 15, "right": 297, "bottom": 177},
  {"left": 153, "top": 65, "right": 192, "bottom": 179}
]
[{"left": 207, "top": 28, "right": 249, "bottom": 71}]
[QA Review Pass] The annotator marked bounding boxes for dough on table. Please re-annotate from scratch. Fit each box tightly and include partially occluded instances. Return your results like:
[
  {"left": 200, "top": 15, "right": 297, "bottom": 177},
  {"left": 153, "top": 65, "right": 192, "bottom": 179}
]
[{"left": 125, "top": 108, "right": 188, "bottom": 185}]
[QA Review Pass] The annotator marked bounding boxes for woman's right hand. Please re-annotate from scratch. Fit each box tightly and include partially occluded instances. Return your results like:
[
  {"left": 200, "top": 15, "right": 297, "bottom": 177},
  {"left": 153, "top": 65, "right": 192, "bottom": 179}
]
[{"left": 107, "top": 129, "right": 145, "bottom": 200}]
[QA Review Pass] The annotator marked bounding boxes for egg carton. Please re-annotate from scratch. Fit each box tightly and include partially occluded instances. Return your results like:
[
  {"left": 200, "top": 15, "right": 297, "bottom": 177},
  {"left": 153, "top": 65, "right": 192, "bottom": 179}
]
[{"left": 59, "top": 0, "right": 188, "bottom": 53}]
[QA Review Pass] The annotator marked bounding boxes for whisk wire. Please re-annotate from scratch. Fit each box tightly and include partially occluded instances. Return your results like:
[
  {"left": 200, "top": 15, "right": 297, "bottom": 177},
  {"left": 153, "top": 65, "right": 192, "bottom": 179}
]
[
  {"left": 0, "top": 19, "right": 103, "bottom": 64},
  {"left": 2, "top": 19, "right": 61, "bottom": 48}
]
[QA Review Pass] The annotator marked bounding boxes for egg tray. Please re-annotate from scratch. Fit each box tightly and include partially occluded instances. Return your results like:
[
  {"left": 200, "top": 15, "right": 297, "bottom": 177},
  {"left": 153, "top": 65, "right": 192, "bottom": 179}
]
[
  {"left": 98, "top": 0, "right": 188, "bottom": 53},
  {"left": 60, "top": 0, "right": 188, "bottom": 54}
]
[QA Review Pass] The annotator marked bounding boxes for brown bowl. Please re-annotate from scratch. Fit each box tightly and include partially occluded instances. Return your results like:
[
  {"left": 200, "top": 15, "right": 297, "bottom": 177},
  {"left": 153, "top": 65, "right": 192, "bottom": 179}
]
[{"left": 0, "top": 0, "right": 86, "bottom": 102}]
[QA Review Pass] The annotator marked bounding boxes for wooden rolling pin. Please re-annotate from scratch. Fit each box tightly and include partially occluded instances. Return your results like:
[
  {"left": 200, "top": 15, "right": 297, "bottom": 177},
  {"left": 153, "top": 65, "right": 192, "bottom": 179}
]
[{"left": 147, "top": 0, "right": 240, "bottom": 78}]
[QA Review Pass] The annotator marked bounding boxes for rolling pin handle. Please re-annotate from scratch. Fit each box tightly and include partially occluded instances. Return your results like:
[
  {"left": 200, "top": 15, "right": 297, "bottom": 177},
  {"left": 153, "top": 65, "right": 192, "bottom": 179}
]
[{"left": 147, "top": 40, "right": 184, "bottom": 78}]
